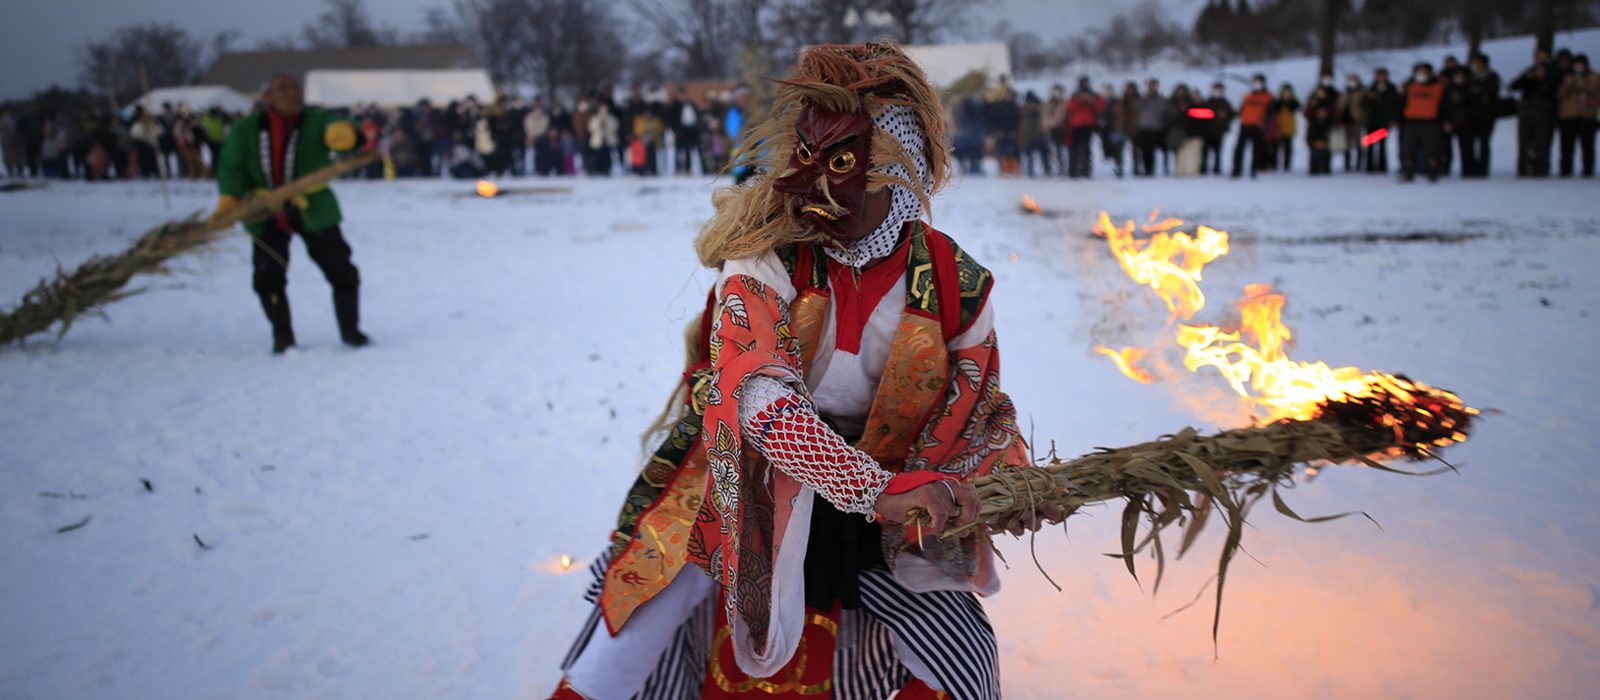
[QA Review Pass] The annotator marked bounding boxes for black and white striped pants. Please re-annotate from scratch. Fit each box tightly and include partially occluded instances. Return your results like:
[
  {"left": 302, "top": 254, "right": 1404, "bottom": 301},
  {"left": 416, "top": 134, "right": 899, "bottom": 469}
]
[{"left": 561, "top": 554, "right": 1000, "bottom": 700}]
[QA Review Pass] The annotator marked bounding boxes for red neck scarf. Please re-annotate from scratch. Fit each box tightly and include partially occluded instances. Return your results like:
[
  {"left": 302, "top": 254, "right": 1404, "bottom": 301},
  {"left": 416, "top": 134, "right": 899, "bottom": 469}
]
[
  {"left": 266, "top": 109, "right": 301, "bottom": 230},
  {"left": 825, "top": 228, "right": 910, "bottom": 354}
]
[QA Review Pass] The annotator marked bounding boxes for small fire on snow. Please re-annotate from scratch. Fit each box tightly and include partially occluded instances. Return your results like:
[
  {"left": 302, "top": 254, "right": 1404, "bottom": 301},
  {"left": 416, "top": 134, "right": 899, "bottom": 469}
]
[
  {"left": 1091, "top": 211, "right": 1476, "bottom": 453},
  {"left": 1020, "top": 193, "right": 1042, "bottom": 214},
  {"left": 476, "top": 180, "right": 499, "bottom": 198}
]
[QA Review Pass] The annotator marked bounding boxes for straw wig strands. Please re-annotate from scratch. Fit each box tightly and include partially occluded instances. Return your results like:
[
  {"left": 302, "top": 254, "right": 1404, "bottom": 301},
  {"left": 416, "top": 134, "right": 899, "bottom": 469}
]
[{"left": 694, "top": 40, "right": 950, "bottom": 268}]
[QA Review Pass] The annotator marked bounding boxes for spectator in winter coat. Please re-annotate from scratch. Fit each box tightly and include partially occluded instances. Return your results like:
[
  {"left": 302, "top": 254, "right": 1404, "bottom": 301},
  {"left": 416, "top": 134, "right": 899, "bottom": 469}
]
[
  {"left": 1364, "top": 69, "right": 1403, "bottom": 173},
  {"left": 1556, "top": 54, "right": 1599, "bottom": 177},
  {"left": 1107, "top": 82, "right": 1133, "bottom": 177},
  {"left": 525, "top": 98, "right": 550, "bottom": 175},
  {"left": 1304, "top": 85, "right": 1338, "bottom": 175},
  {"left": 1168, "top": 84, "right": 1205, "bottom": 176},
  {"left": 668, "top": 86, "right": 701, "bottom": 175},
  {"left": 1019, "top": 91, "right": 1049, "bottom": 177},
  {"left": 1269, "top": 84, "right": 1301, "bottom": 172},
  {"left": 1233, "top": 74, "right": 1272, "bottom": 178},
  {"left": 987, "top": 86, "right": 1022, "bottom": 176},
  {"left": 1065, "top": 77, "right": 1105, "bottom": 178},
  {"left": 1511, "top": 48, "right": 1560, "bottom": 177},
  {"left": 1201, "top": 83, "right": 1234, "bottom": 175},
  {"left": 1338, "top": 74, "right": 1368, "bottom": 171},
  {"left": 0, "top": 110, "right": 22, "bottom": 177},
  {"left": 587, "top": 102, "right": 620, "bottom": 176},
  {"left": 1461, "top": 54, "right": 1502, "bottom": 177},
  {"left": 1399, "top": 62, "right": 1453, "bottom": 182},
  {"left": 954, "top": 96, "right": 987, "bottom": 175},
  {"left": 1042, "top": 84, "right": 1067, "bottom": 176},
  {"left": 1134, "top": 80, "right": 1167, "bottom": 177}
]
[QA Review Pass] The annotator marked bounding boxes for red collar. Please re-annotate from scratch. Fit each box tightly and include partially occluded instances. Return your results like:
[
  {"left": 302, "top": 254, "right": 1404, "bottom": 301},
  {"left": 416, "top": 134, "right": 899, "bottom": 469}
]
[{"left": 825, "top": 227, "right": 911, "bottom": 354}]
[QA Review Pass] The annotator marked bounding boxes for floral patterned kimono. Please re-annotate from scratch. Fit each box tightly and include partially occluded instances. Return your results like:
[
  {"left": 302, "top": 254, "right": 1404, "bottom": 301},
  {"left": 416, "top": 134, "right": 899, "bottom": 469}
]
[{"left": 564, "top": 221, "right": 1028, "bottom": 700}]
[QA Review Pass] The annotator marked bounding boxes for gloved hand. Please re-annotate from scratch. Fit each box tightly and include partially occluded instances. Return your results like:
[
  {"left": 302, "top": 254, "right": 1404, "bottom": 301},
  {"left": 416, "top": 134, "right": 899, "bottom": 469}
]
[
  {"left": 208, "top": 194, "right": 240, "bottom": 226},
  {"left": 324, "top": 121, "right": 357, "bottom": 151}
]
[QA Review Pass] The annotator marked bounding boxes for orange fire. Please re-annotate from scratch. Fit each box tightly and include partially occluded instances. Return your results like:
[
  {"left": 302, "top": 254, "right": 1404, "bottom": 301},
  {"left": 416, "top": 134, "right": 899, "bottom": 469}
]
[
  {"left": 1021, "top": 193, "right": 1042, "bottom": 214},
  {"left": 476, "top": 180, "right": 499, "bottom": 197},
  {"left": 1092, "top": 211, "right": 1476, "bottom": 442},
  {"left": 1094, "top": 211, "right": 1229, "bottom": 321},
  {"left": 1095, "top": 345, "right": 1153, "bottom": 384}
]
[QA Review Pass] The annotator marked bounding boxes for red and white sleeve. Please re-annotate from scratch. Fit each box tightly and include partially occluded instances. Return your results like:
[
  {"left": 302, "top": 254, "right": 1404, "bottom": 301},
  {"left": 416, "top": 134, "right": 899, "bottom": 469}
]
[{"left": 738, "top": 377, "right": 893, "bottom": 515}]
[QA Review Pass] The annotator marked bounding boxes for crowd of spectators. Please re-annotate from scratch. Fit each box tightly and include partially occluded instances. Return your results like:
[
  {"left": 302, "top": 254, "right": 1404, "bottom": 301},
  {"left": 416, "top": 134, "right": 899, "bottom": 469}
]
[
  {"left": 2, "top": 45, "right": 1594, "bottom": 184},
  {"left": 951, "top": 46, "right": 1596, "bottom": 182}
]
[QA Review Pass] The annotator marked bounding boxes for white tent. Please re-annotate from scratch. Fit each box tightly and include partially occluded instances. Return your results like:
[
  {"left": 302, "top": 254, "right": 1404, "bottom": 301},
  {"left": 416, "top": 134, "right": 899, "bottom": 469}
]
[
  {"left": 125, "top": 85, "right": 255, "bottom": 113},
  {"left": 303, "top": 69, "right": 495, "bottom": 108},
  {"left": 904, "top": 42, "right": 1013, "bottom": 89}
]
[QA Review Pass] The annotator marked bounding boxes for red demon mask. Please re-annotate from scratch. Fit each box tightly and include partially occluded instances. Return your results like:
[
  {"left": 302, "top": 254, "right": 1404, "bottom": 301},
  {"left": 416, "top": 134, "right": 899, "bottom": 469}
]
[{"left": 771, "top": 104, "right": 874, "bottom": 245}]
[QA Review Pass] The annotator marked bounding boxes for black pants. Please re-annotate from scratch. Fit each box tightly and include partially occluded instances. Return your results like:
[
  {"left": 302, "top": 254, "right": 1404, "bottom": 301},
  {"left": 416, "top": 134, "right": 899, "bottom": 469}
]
[
  {"left": 1365, "top": 129, "right": 1390, "bottom": 172},
  {"left": 1068, "top": 126, "right": 1096, "bottom": 178},
  {"left": 1277, "top": 138, "right": 1294, "bottom": 171},
  {"left": 1232, "top": 126, "right": 1264, "bottom": 177},
  {"left": 1401, "top": 121, "right": 1444, "bottom": 179},
  {"left": 1519, "top": 115, "right": 1555, "bottom": 176},
  {"left": 252, "top": 219, "right": 361, "bottom": 304},
  {"left": 674, "top": 137, "right": 698, "bottom": 175},
  {"left": 1103, "top": 133, "right": 1126, "bottom": 177},
  {"left": 1558, "top": 118, "right": 1597, "bottom": 176},
  {"left": 1462, "top": 121, "right": 1493, "bottom": 177},
  {"left": 1309, "top": 146, "right": 1332, "bottom": 175},
  {"left": 1201, "top": 136, "right": 1224, "bottom": 174},
  {"left": 1135, "top": 129, "right": 1162, "bottom": 176}
]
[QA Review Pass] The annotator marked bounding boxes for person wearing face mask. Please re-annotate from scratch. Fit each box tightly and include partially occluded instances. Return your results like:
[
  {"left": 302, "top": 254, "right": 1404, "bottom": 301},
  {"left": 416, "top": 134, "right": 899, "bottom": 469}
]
[
  {"left": 1400, "top": 61, "right": 1453, "bottom": 182},
  {"left": 1233, "top": 74, "right": 1273, "bottom": 178},
  {"left": 1462, "top": 53, "right": 1502, "bottom": 177},
  {"left": 1556, "top": 54, "right": 1599, "bottom": 177},
  {"left": 1338, "top": 73, "right": 1368, "bottom": 172},
  {"left": 1201, "top": 82, "right": 1234, "bottom": 175},
  {"left": 1364, "top": 68, "right": 1403, "bottom": 173},
  {"left": 552, "top": 41, "right": 1047, "bottom": 700}
]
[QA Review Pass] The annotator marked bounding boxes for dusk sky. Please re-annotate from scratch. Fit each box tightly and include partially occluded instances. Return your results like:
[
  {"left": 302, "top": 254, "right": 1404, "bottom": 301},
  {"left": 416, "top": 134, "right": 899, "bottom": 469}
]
[{"left": 0, "top": 0, "right": 1198, "bottom": 101}]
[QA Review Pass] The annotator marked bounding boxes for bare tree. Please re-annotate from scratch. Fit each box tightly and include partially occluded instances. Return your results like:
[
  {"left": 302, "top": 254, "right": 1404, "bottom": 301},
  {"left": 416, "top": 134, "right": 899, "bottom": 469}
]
[
  {"left": 632, "top": 0, "right": 736, "bottom": 79},
  {"left": 78, "top": 23, "right": 204, "bottom": 102},
  {"left": 302, "top": 0, "right": 395, "bottom": 49},
  {"left": 874, "top": 0, "right": 978, "bottom": 45}
]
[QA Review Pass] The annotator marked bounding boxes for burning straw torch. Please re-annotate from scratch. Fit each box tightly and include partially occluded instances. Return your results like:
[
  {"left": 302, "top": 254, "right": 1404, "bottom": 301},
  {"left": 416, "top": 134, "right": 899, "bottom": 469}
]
[{"left": 929, "top": 209, "right": 1477, "bottom": 640}]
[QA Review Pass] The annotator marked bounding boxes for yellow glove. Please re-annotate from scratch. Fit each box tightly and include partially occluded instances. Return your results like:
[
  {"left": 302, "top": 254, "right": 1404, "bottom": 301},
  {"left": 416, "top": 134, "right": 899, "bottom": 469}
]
[
  {"left": 208, "top": 194, "right": 240, "bottom": 226},
  {"left": 324, "top": 121, "right": 358, "bottom": 151}
]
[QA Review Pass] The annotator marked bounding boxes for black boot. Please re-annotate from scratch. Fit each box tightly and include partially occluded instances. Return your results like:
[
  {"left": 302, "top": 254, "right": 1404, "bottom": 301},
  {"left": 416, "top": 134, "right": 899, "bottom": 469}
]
[
  {"left": 260, "top": 292, "right": 296, "bottom": 354},
  {"left": 333, "top": 287, "right": 369, "bottom": 347}
]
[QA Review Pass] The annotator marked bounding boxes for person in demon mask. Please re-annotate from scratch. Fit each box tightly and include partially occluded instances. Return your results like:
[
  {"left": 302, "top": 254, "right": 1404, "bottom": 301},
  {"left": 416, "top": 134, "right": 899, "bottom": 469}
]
[{"left": 552, "top": 41, "right": 1056, "bottom": 700}]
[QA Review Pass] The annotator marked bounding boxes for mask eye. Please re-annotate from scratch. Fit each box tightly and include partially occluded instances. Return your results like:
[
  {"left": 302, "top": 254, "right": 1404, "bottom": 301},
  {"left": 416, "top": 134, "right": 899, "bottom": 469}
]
[
  {"left": 796, "top": 143, "right": 814, "bottom": 165},
  {"left": 828, "top": 151, "right": 856, "bottom": 174}
]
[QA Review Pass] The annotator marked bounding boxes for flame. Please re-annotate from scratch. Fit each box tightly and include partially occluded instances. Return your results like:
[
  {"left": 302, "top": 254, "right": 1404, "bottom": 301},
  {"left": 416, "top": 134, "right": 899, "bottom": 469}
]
[
  {"left": 1093, "top": 211, "right": 1477, "bottom": 445},
  {"left": 1021, "top": 193, "right": 1042, "bottom": 214},
  {"left": 560, "top": 554, "right": 573, "bottom": 571},
  {"left": 476, "top": 180, "right": 499, "bottom": 197},
  {"left": 1095, "top": 345, "right": 1153, "bottom": 384},
  {"left": 1094, "top": 211, "right": 1230, "bottom": 320}
]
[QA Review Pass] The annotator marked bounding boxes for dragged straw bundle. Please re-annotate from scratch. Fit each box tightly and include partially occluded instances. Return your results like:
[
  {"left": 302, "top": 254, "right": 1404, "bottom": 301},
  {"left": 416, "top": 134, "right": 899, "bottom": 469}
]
[
  {"left": 945, "top": 374, "right": 1475, "bottom": 643},
  {"left": 0, "top": 152, "right": 378, "bottom": 347}
]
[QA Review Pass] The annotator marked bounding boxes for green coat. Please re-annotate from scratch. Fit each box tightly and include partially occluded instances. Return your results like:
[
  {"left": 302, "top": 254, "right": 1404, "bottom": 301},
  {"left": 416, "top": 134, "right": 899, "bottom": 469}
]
[{"left": 216, "top": 108, "right": 358, "bottom": 234}]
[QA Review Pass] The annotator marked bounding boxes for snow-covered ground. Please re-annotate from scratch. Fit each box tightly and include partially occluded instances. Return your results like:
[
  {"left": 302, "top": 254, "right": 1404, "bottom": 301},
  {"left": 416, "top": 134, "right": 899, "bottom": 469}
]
[{"left": 3, "top": 152, "right": 1599, "bottom": 699}]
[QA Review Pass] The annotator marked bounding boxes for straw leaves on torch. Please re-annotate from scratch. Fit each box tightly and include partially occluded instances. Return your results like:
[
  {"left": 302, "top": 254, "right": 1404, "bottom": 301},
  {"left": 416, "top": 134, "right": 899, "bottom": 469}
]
[
  {"left": 935, "top": 375, "right": 1474, "bottom": 647},
  {"left": 0, "top": 152, "right": 379, "bottom": 347}
]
